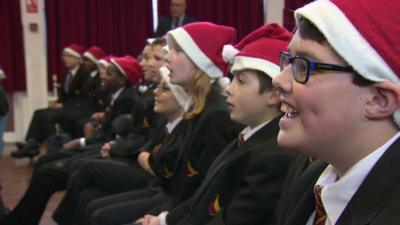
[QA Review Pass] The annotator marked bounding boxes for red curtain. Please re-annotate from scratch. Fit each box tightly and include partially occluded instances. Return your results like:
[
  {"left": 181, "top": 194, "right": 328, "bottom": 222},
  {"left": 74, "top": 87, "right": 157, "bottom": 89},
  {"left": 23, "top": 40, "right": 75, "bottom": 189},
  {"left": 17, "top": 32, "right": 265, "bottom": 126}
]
[
  {"left": 283, "top": 0, "right": 314, "bottom": 31},
  {"left": 158, "top": 0, "right": 264, "bottom": 40},
  {"left": 45, "top": 0, "right": 153, "bottom": 84},
  {"left": 0, "top": 0, "right": 27, "bottom": 91}
]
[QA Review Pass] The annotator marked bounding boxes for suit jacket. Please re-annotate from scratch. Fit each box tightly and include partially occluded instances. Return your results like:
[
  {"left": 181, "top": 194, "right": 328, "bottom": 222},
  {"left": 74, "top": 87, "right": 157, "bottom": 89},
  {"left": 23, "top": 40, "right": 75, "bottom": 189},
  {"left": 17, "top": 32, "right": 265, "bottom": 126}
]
[
  {"left": 58, "top": 66, "right": 90, "bottom": 106},
  {"left": 154, "top": 15, "right": 195, "bottom": 37},
  {"left": 85, "top": 86, "right": 138, "bottom": 145},
  {"left": 163, "top": 84, "right": 242, "bottom": 211},
  {"left": 282, "top": 137, "right": 400, "bottom": 225},
  {"left": 166, "top": 117, "right": 293, "bottom": 225},
  {"left": 78, "top": 71, "right": 107, "bottom": 111}
]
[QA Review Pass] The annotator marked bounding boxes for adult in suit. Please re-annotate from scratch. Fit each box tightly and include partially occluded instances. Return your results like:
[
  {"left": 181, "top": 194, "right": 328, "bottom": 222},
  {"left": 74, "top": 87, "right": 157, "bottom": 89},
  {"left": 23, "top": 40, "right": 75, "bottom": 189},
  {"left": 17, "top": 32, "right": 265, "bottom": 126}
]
[
  {"left": 272, "top": 0, "right": 400, "bottom": 224},
  {"left": 0, "top": 56, "right": 142, "bottom": 225},
  {"left": 11, "top": 44, "right": 90, "bottom": 158},
  {"left": 142, "top": 23, "right": 293, "bottom": 225},
  {"left": 154, "top": 0, "right": 195, "bottom": 37}
]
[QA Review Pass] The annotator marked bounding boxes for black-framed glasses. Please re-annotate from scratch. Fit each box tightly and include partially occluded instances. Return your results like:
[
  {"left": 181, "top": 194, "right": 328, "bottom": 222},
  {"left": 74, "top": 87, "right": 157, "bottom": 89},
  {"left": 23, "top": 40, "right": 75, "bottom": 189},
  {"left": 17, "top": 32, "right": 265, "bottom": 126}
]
[{"left": 279, "top": 51, "right": 355, "bottom": 84}]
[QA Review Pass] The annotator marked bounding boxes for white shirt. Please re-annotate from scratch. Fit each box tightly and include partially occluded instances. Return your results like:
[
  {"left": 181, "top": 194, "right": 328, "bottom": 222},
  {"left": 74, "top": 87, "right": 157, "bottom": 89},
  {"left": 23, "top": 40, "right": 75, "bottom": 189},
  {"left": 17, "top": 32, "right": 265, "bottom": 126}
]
[
  {"left": 240, "top": 119, "right": 272, "bottom": 142},
  {"left": 166, "top": 117, "right": 182, "bottom": 134},
  {"left": 69, "top": 65, "right": 80, "bottom": 77},
  {"left": 306, "top": 132, "right": 400, "bottom": 225},
  {"left": 90, "top": 70, "right": 97, "bottom": 78},
  {"left": 110, "top": 87, "right": 124, "bottom": 106}
]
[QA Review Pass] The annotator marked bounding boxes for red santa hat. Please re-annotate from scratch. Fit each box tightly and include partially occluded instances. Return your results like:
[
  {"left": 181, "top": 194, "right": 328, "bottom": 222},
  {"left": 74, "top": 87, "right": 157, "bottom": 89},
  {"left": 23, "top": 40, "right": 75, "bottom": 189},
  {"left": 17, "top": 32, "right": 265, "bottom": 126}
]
[
  {"left": 167, "top": 22, "right": 237, "bottom": 78},
  {"left": 223, "top": 23, "right": 291, "bottom": 79},
  {"left": 110, "top": 56, "right": 143, "bottom": 85},
  {"left": 63, "top": 44, "right": 85, "bottom": 59},
  {"left": 84, "top": 46, "right": 105, "bottom": 64},
  {"left": 295, "top": 0, "right": 400, "bottom": 124}
]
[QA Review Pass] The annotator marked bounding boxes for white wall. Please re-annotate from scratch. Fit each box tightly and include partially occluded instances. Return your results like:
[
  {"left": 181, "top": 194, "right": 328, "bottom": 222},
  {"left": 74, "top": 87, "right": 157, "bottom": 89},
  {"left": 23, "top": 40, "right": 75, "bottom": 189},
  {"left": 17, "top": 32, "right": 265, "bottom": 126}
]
[
  {"left": 5, "top": 0, "right": 48, "bottom": 142},
  {"left": 265, "top": 0, "right": 285, "bottom": 25}
]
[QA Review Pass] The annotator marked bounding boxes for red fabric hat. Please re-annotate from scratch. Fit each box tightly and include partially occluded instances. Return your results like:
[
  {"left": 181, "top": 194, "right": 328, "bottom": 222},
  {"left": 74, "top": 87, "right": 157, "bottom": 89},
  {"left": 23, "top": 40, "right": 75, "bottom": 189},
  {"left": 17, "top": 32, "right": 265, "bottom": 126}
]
[
  {"left": 223, "top": 23, "right": 291, "bottom": 79},
  {"left": 63, "top": 44, "right": 85, "bottom": 59},
  {"left": 295, "top": 0, "right": 399, "bottom": 84},
  {"left": 84, "top": 46, "right": 106, "bottom": 64},
  {"left": 110, "top": 56, "right": 143, "bottom": 85},
  {"left": 98, "top": 55, "right": 115, "bottom": 68},
  {"left": 167, "top": 22, "right": 237, "bottom": 78},
  {"left": 295, "top": 0, "right": 400, "bottom": 125}
]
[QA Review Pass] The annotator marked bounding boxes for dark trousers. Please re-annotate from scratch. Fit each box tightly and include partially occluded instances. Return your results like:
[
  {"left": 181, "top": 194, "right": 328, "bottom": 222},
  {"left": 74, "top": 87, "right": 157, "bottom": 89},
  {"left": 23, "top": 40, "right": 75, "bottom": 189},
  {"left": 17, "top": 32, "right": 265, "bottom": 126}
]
[
  {"left": 53, "top": 159, "right": 152, "bottom": 225},
  {"left": 0, "top": 145, "right": 101, "bottom": 225},
  {"left": 25, "top": 107, "right": 63, "bottom": 143},
  {"left": 88, "top": 187, "right": 166, "bottom": 225}
]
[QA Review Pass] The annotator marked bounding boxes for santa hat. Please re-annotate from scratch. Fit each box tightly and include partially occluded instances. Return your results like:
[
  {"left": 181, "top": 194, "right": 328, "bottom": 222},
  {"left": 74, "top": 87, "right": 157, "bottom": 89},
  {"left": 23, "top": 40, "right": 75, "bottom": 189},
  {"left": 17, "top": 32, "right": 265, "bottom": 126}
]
[
  {"left": 98, "top": 55, "right": 115, "bottom": 68},
  {"left": 159, "top": 66, "right": 191, "bottom": 111},
  {"left": 167, "top": 22, "right": 237, "bottom": 78},
  {"left": 84, "top": 46, "right": 105, "bottom": 64},
  {"left": 110, "top": 55, "right": 144, "bottom": 85},
  {"left": 295, "top": 0, "right": 400, "bottom": 125},
  {"left": 223, "top": 23, "right": 291, "bottom": 79},
  {"left": 63, "top": 44, "right": 85, "bottom": 59}
]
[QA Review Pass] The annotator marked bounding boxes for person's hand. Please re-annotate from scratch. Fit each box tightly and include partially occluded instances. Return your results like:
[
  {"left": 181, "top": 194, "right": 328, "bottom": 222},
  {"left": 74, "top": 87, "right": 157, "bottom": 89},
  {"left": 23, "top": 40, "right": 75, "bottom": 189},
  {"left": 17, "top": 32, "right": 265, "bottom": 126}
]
[
  {"left": 51, "top": 102, "right": 63, "bottom": 109},
  {"left": 147, "top": 216, "right": 161, "bottom": 225},
  {"left": 141, "top": 215, "right": 159, "bottom": 225},
  {"left": 100, "top": 142, "right": 113, "bottom": 158},
  {"left": 63, "top": 139, "right": 80, "bottom": 150},
  {"left": 91, "top": 112, "right": 106, "bottom": 122},
  {"left": 135, "top": 217, "right": 145, "bottom": 224}
]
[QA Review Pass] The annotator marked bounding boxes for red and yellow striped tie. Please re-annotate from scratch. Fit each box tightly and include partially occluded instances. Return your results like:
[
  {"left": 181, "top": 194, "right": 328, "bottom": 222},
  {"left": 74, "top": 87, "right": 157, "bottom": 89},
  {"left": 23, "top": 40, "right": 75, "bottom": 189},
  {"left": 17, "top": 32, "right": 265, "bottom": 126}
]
[{"left": 313, "top": 185, "right": 327, "bottom": 225}]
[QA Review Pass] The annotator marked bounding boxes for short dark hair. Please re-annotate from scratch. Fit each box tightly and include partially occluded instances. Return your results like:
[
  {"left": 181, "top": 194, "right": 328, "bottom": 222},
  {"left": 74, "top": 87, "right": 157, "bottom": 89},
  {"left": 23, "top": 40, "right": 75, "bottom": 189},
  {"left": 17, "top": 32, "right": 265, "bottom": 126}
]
[
  {"left": 254, "top": 70, "right": 273, "bottom": 94},
  {"left": 297, "top": 17, "right": 373, "bottom": 87}
]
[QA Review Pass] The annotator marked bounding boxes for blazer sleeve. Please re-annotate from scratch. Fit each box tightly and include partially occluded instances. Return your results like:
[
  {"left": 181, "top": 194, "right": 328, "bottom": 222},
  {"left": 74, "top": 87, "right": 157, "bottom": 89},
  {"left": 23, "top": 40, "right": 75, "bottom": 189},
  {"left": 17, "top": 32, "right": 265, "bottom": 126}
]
[{"left": 206, "top": 152, "right": 292, "bottom": 225}]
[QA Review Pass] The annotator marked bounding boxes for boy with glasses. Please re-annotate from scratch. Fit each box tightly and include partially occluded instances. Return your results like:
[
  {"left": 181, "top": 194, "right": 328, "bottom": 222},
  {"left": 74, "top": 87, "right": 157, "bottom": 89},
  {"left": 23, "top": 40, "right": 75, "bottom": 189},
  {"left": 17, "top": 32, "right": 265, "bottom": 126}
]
[{"left": 273, "top": 0, "right": 400, "bottom": 224}]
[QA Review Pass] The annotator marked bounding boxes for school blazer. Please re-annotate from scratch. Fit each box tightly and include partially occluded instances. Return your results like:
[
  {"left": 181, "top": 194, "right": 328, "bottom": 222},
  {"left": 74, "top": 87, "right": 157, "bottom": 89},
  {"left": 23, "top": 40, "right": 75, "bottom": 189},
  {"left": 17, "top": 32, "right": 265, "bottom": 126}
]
[
  {"left": 282, "top": 137, "right": 400, "bottom": 225},
  {"left": 165, "top": 85, "right": 242, "bottom": 210},
  {"left": 85, "top": 86, "right": 137, "bottom": 145},
  {"left": 58, "top": 66, "right": 90, "bottom": 106},
  {"left": 167, "top": 117, "right": 293, "bottom": 225}
]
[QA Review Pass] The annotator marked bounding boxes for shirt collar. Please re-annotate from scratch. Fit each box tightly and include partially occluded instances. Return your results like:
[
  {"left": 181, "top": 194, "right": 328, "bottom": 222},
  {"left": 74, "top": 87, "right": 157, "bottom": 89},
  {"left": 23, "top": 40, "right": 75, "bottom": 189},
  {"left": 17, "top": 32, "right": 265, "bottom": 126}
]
[
  {"left": 69, "top": 65, "right": 80, "bottom": 77},
  {"left": 314, "top": 132, "right": 400, "bottom": 225},
  {"left": 240, "top": 119, "right": 272, "bottom": 142},
  {"left": 90, "top": 70, "right": 97, "bottom": 78},
  {"left": 110, "top": 87, "right": 124, "bottom": 105},
  {"left": 166, "top": 116, "right": 183, "bottom": 134}
]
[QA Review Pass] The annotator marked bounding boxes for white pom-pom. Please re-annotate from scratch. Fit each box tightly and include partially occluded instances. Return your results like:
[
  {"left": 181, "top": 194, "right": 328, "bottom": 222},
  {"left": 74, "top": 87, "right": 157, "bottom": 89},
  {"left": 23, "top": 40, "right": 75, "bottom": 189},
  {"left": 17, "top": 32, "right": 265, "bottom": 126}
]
[
  {"left": 218, "top": 77, "right": 231, "bottom": 89},
  {"left": 222, "top": 45, "right": 239, "bottom": 63},
  {"left": 138, "top": 85, "right": 148, "bottom": 93}
]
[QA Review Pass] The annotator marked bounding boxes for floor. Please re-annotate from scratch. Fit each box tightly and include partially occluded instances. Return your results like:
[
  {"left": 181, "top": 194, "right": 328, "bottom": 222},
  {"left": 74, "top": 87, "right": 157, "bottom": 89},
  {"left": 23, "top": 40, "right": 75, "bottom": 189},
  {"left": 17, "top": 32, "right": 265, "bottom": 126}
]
[{"left": 1, "top": 144, "right": 64, "bottom": 225}]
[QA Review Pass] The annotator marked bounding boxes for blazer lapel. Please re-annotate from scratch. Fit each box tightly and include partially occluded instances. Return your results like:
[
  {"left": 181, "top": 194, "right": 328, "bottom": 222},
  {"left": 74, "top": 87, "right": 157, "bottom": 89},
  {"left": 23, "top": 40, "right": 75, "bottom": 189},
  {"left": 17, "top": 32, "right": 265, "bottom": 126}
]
[
  {"left": 336, "top": 137, "right": 400, "bottom": 225},
  {"left": 284, "top": 160, "right": 328, "bottom": 225},
  {"left": 191, "top": 118, "right": 281, "bottom": 203}
]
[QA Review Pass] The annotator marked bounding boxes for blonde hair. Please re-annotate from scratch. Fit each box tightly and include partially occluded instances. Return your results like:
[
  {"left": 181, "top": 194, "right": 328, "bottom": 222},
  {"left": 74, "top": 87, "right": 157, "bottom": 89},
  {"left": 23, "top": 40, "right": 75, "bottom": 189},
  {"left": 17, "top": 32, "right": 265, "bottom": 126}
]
[{"left": 185, "top": 68, "right": 212, "bottom": 119}]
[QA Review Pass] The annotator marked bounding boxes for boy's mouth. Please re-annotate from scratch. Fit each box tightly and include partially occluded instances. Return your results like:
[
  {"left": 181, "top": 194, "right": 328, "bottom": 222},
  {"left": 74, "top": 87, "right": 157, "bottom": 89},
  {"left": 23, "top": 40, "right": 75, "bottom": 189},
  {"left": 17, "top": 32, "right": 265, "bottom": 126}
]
[{"left": 281, "top": 102, "right": 299, "bottom": 119}]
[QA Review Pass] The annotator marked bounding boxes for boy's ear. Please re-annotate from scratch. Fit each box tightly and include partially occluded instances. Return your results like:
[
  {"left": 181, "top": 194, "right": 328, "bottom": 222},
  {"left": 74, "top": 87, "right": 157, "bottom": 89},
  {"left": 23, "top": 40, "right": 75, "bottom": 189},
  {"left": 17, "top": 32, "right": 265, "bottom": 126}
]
[
  {"left": 365, "top": 82, "right": 400, "bottom": 120},
  {"left": 266, "top": 88, "right": 281, "bottom": 106}
]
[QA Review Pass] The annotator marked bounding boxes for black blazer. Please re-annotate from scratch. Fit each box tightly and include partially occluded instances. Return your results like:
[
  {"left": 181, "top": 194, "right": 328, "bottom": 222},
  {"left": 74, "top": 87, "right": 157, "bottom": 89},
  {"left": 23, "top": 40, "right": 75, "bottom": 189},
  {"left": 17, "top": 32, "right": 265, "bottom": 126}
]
[
  {"left": 58, "top": 66, "right": 90, "bottom": 106},
  {"left": 154, "top": 15, "right": 195, "bottom": 37},
  {"left": 282, "top": 137, "right": 400, "bottom": 225},
  {"left": 164, "top": 84, "right": 242, "bottom": 210},
  {"left": 85, "top": 86, "right": 138, "bottom": 145},
  {"left": 167, "top": 117, "right": 293, "bottom": 225}
]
